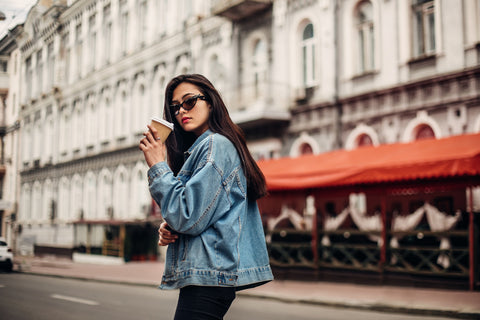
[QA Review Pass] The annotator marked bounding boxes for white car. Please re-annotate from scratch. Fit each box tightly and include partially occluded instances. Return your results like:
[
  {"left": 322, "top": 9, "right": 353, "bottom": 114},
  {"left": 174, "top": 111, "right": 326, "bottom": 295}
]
[{"left": 0, "top": 237, "right": 13, "bottom": 272}]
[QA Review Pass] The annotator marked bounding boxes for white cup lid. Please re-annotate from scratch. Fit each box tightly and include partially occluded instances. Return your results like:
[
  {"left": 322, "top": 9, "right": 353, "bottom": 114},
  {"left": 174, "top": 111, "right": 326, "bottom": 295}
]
[{"left": 151, "top": 117, "right": 174, "bottom": 130}]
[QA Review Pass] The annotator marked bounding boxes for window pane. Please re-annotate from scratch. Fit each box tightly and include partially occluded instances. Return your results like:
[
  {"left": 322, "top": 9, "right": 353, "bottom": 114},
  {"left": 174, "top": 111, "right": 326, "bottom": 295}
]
[
  {"left": 357, "top": 134, "right": 373, "bottom": 147},
  {"left": 303, "top": 23, "right": 313, "bottom": 40},
  {"left": 415, "top": 11, "right": 424, "bottom": 55},
  {"left": 301, "top": 23, "right": 315, "bottom": 86},
  {"left": 303, "top": 46, "right": 307, "bottom": 84},
  {"left": 416, "top": 125, "right": 435, "bottom": 140},
  {"left": 311, "top": 45, "right": 315, "bottom": 81},
  {"left": 359, "top": 29, "right": 365, "bottom": 72},
  {"left": 369, "top": 25, "right": 374, "bottom": 69},
  {"left": 357, "top": 1, "right": 374, "bottom": 72},
  {"left": 427, "top": 11, "right": 435, "bottom": 51}
]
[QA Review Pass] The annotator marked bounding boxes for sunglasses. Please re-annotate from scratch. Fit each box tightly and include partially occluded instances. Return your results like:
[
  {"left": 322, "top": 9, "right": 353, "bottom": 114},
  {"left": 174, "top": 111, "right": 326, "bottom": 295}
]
[{"left": 170, "top": 94, "right": 206, "bottom": 116}]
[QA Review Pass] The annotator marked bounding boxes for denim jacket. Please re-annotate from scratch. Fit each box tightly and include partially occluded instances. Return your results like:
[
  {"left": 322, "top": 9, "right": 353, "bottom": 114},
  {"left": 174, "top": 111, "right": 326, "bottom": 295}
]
[{"left": 148, "top": 130, "right": 273, "bottom": 290}]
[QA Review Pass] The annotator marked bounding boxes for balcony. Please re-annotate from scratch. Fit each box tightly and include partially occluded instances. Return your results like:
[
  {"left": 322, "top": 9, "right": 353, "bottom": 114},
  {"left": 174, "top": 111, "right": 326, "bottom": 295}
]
[
  {"left": 232, "top": 107, "right": 290, "bottom": 129},
  {"left": 212, "top": 0, "right": 273, "bottom": 21}
]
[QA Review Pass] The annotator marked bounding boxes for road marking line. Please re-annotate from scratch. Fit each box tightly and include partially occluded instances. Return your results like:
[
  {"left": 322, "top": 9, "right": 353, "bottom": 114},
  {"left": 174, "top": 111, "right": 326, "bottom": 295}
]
[{"left": 51, "top": 294, "right": 99, "bottom": 306}]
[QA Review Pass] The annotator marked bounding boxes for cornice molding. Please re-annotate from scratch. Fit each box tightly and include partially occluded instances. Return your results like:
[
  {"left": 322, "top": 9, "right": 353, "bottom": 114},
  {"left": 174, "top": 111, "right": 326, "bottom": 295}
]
[{"left": 20, "top": 145, "right": 143, "bottom": 183}]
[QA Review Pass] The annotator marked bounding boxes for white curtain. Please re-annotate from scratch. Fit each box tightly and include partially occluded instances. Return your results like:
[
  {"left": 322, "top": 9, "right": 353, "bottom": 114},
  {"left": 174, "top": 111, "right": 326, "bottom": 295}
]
[
  {"left": 389, "top": 206, "right": 425, "bottom": 264},
  {"left": 349, "top": 205, "right": 383, "bottom": 246},
  {"left": 302, "top": 195, "right": 316, "bottom": 231},
  {"left": 321, "top": 207, "right": 350, "bottom": 246},
  {"left": 266, "top": 205, "right": 307, "bottom": 243},
  {"left": 267, "top": 205, "right": 306, "bottom": 231},
  {"left": 424, "top": 202, "right": 462, "bottom": 268},
  {"left": 390, "top": 206, "right": 425, "bottom": 248}
]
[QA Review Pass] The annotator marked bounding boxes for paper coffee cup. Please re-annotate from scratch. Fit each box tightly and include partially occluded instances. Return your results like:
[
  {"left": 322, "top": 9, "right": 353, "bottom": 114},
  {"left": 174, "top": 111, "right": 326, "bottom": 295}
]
[{"left": 150, "top": 117, "right": 174, "bottom": 142}]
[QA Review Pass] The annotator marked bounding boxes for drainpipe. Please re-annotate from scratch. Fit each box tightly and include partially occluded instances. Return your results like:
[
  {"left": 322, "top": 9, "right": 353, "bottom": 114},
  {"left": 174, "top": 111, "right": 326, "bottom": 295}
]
[
  {"left": 333, "top": 0, "right": 342, "bottom": 150},
  {"left": 468, "top": 186, "right": 475, "bottom": 291}
]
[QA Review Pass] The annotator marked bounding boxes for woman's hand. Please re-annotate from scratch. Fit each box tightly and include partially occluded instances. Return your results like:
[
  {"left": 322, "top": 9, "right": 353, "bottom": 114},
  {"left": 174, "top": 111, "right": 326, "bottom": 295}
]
[
  {"left": 158, "top": 221, "right": 178, "bottom": 246},
  {"left": 139, "top": 124, "right": 166, "bottom": 167}
]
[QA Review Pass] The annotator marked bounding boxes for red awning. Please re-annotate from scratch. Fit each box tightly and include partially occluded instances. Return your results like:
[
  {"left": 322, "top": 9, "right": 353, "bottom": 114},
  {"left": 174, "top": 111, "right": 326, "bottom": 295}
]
[{"left": 257, "top": 133, "right": 480, "bottom": 191}]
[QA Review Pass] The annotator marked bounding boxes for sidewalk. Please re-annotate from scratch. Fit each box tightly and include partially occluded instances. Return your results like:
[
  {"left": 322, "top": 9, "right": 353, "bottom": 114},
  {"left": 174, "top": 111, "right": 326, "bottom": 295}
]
[{"left": 12, "top": 255, "right": 480, "bottom": 319}]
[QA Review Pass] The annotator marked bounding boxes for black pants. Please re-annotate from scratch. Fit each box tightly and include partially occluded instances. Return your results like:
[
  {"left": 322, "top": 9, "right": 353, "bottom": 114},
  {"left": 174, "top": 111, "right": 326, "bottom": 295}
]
[{"left": 174, "top": 286, "right": 236, "bottom": 320}]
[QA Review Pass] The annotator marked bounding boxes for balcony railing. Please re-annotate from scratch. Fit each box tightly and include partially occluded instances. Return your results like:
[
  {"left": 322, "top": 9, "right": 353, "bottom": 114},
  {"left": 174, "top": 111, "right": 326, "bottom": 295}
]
[{"left": 212, "top": 0, "right": 273, "bottom": 21}]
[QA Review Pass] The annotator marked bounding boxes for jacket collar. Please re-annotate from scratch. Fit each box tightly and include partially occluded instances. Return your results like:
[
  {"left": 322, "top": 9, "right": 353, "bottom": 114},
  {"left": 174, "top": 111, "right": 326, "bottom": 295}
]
[{"left": 184, "top": 129, "right": 213, "bottom": 159}]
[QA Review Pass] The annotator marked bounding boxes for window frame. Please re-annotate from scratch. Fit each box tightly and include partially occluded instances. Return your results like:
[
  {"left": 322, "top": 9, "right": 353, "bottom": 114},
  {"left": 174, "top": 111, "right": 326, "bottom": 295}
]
[
  {"left": 355, "top": 1, "right": 375, "bottom": 74},
  {"left": 300, "top": 22, "right": 316, "bottom": 88},
  {"left": 412, "top": 0, "right": 436, "bottom": 57}
]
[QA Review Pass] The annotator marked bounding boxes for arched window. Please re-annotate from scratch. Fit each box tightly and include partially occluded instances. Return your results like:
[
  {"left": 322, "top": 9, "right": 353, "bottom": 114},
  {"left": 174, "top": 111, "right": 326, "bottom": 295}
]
[
  {"left": 72, "top": 175, "right": 83, "bottom": 220},
  {"left": 301, "top": 23, "right": 316, "bottom": 87},
  {"left": 208, "top": 54, "right": 225, "bottom": 94},
  {"left": 33, "top": 118, "right": 43, "bottom": 161},
  {"left": 139, "top": 84, "right": 145, "bottom": 129},
  {"left": 59, "top": 109, "right": 69, "bottom": 155},
  {"left": 105, "top": 96, "right": 112, "bottom": 141},
  {"left": 44, "top": 114, "right": 54, "bottom": 162},
  {"left": 21, "top": 184, "right": 32, "bottom": 221},
  {"left": 58, "top": 177, "right": 70, "bottom": 221},
  {"left": 72, "top": 100, "right": 83, "bottom": 151},
  {"left": 252, "top": 39, "right": 267, "bottom": 98},
  {"left": 415, "top": 124, "right": 435, "bottom": 140},
  {"left": 115, "top": 86, "right": 129, "bottom": 139},
  {"left": 356, "top": 1, "right": 374, "bottom": 73},
  {"left": 133, "top": 81, "right": 146, "bottom": 134},
  {"left": 289, "top": 132, "right": 320, "bottom": 157},
  {"left": 43, "top": 180, "right": 53, "bottom": 222},
  {"left": 114, "top": 168, "right": 129, "bottom": 220},
  {"left": 85, "top": 172, "right": 97, "bottom": 219},
  {"left": 152, "top": 65, "right": 166, "bottom": 118},
  {"left": 132, "top": 164, "right": 151, "bottom": 219},
  {"left": 300, "top": 143, "right": 313, "bottom": 155},
  {"left": 357, "top": 133, "right": 373, "bottom": 147},
  {"left": 32, "top": 182, "right": 42, "bottom": 221},
  {"left": 101, "top": 172, "right": 113, "bottom": 219},
  {"left": 86, "top": 99, "right": 97, "bottom": 147}
]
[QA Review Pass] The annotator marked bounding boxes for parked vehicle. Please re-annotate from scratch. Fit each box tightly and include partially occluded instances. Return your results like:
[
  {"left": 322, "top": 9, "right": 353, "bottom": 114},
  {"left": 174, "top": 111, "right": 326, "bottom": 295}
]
[{"left": 0, "top": 237, "right": 13, "bottom": 272}]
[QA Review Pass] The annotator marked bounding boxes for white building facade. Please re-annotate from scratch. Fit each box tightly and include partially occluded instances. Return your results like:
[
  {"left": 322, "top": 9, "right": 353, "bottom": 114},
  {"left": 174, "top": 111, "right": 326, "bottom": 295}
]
[{"left": 0, "top": 0, "right": 479, "bottom": 258}]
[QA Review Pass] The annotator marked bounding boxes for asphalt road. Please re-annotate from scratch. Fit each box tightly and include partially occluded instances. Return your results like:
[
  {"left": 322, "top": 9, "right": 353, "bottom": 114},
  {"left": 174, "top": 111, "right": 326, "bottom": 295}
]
[{"left": 0, "top": 273, "right": 459, "bottom": 320}]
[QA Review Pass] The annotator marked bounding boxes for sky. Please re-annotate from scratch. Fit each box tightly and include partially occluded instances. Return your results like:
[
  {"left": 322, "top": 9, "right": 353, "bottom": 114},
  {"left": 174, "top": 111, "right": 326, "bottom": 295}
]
[{"left": 0, "top": 0, "right": 38, "bottom": 38}]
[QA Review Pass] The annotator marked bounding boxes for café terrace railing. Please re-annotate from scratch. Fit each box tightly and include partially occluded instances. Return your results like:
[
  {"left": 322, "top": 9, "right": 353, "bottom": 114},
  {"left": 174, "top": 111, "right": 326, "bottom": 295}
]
[{"left": 266, "top": 228, "right": 470, "bottom": 278}]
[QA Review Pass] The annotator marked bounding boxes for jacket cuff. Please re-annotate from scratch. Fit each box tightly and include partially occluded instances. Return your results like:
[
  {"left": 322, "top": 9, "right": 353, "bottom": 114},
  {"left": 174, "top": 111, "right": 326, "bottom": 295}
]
[{"left": 147, "top": 161, "right": 170, "bottom": 185}]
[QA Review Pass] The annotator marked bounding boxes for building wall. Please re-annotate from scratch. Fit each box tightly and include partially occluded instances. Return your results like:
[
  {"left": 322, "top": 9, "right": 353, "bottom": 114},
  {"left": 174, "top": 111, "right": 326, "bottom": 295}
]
[
  {"left": 0, "top": 26, "right": 23, "bottom": 247},
  {"left": 1, "top": 0, "right": 479, "bottom": 254}
]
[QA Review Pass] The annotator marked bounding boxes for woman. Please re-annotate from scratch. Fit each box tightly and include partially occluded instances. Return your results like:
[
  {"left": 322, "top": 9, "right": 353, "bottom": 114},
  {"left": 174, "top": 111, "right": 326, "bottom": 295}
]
[{"left": 139, "top": 74, "right": 273, "bottom": 319}]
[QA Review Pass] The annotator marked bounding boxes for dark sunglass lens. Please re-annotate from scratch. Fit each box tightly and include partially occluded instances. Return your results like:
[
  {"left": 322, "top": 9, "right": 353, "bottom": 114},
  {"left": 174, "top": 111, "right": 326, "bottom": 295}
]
[
  {"left": 171, "top": 104, "right": 180, "bottom": 115},
  {"left": 184, "top": 96, "right": 197, "bottom": 110}
]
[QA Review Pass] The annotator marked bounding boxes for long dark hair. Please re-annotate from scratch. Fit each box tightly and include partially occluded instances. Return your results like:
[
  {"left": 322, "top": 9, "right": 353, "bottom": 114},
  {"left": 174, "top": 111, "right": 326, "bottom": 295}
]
[{"left": 163, "top": 74, "right": 267, "bottom": 200}]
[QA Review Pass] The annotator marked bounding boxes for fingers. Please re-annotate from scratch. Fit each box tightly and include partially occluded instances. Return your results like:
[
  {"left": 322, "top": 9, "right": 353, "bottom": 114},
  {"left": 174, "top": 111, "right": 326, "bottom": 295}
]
[
  {"left": 146, "top": 125, "right": 160, "bottom": 142},
  {"left": 158, "top": 237, "right": 174, "bottom": 246},
  {"left": 139, "top": 125, "right": 158, "bottom": 146},
  {"left": 158, "top": 222, "right": 178, "bottom": 246},
  {"left": 158, "top": 235, "right": 176, "bottom": 246}
]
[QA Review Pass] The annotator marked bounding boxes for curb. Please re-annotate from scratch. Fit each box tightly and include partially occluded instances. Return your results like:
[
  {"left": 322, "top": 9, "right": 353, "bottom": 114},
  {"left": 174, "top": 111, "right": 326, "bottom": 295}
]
[
  {"left": 237, "top": 291, "right": 480, "bottom": 320},
  {"left": 13, "top": 269, "right": 480, "bottom": 320}
]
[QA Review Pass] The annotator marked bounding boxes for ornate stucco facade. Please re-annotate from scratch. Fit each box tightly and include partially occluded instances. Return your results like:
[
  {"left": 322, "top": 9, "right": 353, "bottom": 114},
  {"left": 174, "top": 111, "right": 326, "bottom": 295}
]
[{"left": 0, "top": 0, "right": 479, "bottom": 258}]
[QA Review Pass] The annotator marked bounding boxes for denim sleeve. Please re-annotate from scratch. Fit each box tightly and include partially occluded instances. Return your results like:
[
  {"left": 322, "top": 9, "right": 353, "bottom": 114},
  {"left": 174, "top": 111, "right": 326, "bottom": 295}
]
[{"left": 147, "top": 159, "right": 231, "bottom": 236}]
